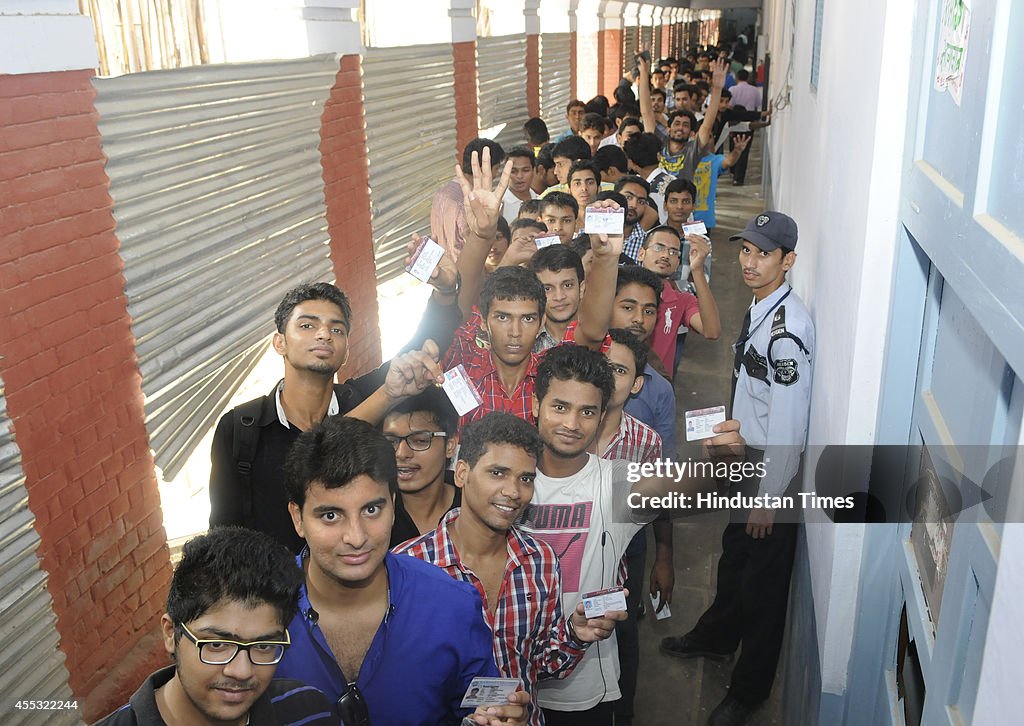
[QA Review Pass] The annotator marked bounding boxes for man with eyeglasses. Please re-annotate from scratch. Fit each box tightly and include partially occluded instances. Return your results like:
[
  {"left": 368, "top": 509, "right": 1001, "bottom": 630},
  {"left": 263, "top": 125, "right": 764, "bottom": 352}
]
[
  {"left": 638, "top": 226, "right": 721, "bottom": 375},
  {"left": 94, "top": 527, "right": 335, "bottom": 726},
  {"left": 382, "top": 388, "right": 461, "bottom": 536},
  {"left": 277, "top": 416, "right": 528, "bottom": 726}
]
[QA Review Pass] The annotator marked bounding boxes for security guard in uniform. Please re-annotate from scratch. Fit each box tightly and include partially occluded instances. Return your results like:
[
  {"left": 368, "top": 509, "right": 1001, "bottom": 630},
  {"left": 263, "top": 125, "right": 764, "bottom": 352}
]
[{"left": 660, "top": 212, "right": 814, "bottom": 726}]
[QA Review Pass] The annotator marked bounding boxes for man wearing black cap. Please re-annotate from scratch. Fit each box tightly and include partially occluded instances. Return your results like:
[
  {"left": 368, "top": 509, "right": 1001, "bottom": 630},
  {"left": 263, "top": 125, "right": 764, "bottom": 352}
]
[{"left": 659, "top": 212, "right": 814, "bottom": 726}]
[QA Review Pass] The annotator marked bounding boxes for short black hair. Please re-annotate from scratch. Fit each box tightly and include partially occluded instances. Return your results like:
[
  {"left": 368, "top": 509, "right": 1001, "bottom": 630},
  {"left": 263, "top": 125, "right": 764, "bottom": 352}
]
[
  {"left": 528, "top": 245, "right": 585, "bottom": 284},
  {"left": 615, "top": 264, "right": 663, "bottom": 309},
  {"left": 535, "top": 344, "right": 615, "bottom": 412},
  {"left": 668, "top": 109, "right": 697, "bottom": 128},
  {"left": 565, "top": 99, "right": 585, "bottom": 114},
  {"left": 623, "top": 133, "right": 661, "bottom": 169},
  {"left": 458, "top": 413, "right": 542, "bottom": 468},
  {"left": 275, "top": 282, "right": 352, "bottom": 334},
  {"left": 166, "top": 527, "right": 303, "bottom": 635},
  {"left": 523, "top": 117, "right": 550, "bottom": 145},
  {"left": 461, "top": 138, "right": 506, "bottom": 175},
  {"left": 536, "top": 143, "right": 556, "bottom": 170},
  {"left": 568, "top": 234, "right": 592, "bottom": 257},
  {"left": 518, "top": 199, "right": 544, "bottom": 219},
  {"left": 651, "top": 88, "right": 667, "bottom": 102},
  {"left": 511, "top": 217, "right": 547, "bottom": 234},
  {"left": 665, "top": 177, "right": 698, "bottom": 200},
  {"left": 384, "top": 386, "right": 459, "bottom": 438},
  {"left": 613, "top": 174, "right": 651, "bottom": 196},
  {"left": 595, "top": 190, "right": 628, "bottom": 210},
  {"left": 581, "top": 112, "right": 607, "bottom": 133},
  {"left": 496, "top": 216, "right": 511, "bottom": 243},
  {"left": 285, "top": 416, "right": 398, "bottom": 509},
  {"left": 552, "top": 136, "right": 592, "bottom": 162},
  {"left": 643, "top": 225, "right": 682, "bottom": 247},
  {"left": 608, "top": 328, "right": 648, "bottom": 377},
  {"left": 540, "top": 191, "right": 579, "bottom": 219},
  {"left": 584, "top": 96, "right": 610, "bottom": 117},
  {"left": 617, "top": 117, "right": 644, "bottom": 136},
  {"left": 506, "top": 145, "right": 536, "bottom": 165},
  {"left": 479, "top": 265, "right": 547, "bottom": 319},
  {"left": 737, "top": 69, "right": 750, "bottom": 82},
  {"left": 567, "top": 160, "right": 599, "bottom": 187},
  {"left": 593, "top": 145, "right": 629, "bottom": 175}
]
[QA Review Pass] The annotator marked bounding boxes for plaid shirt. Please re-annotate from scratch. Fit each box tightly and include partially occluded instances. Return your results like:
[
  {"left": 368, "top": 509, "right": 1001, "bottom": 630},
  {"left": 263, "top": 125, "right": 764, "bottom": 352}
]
[
  {"left": 601, "top": 414, "right": 663, "bottom": 586},
  {"left": 601, "top": 413, "right": 663, "bottom": 465},
  {"left": 443, "top": 310, "right": 608, "bottom": 431},
  {"left": 622, "top": 223, "right": 647, "bottom": 263},
  {"left": 396, "top": 509, "right": 587, "bottom": 726}
]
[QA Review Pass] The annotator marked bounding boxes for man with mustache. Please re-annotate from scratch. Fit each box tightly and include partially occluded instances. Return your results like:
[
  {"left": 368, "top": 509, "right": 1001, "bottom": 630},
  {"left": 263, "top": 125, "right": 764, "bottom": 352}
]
[{"left": 396, "top": 413, "right": 624, "bottom": 725}]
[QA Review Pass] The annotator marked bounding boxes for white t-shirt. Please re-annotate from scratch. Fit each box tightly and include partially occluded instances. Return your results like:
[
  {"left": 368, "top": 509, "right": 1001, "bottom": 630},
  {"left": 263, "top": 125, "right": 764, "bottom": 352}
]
[
  {"left": 502, "top": 187, "right": 539, "bottom": 223},
  {"left": 518, "top": 455, "right": 653, "bottom": 711}
]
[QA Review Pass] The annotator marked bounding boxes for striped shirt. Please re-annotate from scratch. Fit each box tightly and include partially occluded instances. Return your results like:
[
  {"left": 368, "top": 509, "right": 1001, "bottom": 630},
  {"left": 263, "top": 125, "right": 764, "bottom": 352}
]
[
  {"left": 622, "top": 223, "right": 648, "bottom": 263},
  {"left": 396, "top": 508, "right": 587, "bottom": 726}
]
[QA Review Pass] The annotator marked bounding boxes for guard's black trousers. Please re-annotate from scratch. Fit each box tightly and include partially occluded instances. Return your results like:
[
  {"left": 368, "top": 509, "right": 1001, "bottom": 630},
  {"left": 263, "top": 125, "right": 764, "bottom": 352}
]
[{"left": 688, "top": 449, "right": 800, "bottom": 703}]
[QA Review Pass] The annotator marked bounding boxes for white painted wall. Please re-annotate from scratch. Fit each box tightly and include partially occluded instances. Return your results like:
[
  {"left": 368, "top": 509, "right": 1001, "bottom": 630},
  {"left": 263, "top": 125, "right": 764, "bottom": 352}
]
[
  {"left": 761, "top": 0, "right": 915, "bottom": 696},
  {"left": 204, "top": 0, "right": 361, "bottom": 61},
  {"left": 0, "top": 0, "right": 96, "bottom": 73}
]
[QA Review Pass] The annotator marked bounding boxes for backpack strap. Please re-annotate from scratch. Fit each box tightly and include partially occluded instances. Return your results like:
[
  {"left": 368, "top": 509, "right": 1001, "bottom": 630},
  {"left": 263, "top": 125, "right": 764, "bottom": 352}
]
[{"left": 231, "top": 397, "right": 264, "bottom": 528}]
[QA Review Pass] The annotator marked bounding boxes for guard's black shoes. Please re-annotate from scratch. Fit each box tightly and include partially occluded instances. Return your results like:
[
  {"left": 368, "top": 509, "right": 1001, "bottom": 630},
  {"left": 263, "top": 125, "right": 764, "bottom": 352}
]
[
  {"left": 706, "top": 694, "right": 763, "bottom": 726},
  {"left": 659, "top": 633, "right": 734, "bottom": 662}
]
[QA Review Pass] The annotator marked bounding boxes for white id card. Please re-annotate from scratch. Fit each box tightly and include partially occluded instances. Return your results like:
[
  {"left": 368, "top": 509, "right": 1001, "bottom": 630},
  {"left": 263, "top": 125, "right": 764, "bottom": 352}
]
[
  {"left": 583, "top": 206, "right": 625, "bottom": 235},
  {"left": 405, "top": 236, "right": 445, "bottom": 282},
  {"left": 460, "top": 677, "right": 519, "bottom": 708},
  {"left": 682, "top": 221, "right": 709, "bottom": 237},
  {"left": 650, "top": 591, "right": 672, "bottom": 620},
  {"left": 582, "top": 586, "right": 628, "bottom": 618},
  {"left": 442, "top": 364, "right": 484, "bottom": 417},
  {"left": 534, "top": 234, "right": 561, "bottom": 248},
  {"left": 684, "top": 405, "right": 727, "bottom": 442}
]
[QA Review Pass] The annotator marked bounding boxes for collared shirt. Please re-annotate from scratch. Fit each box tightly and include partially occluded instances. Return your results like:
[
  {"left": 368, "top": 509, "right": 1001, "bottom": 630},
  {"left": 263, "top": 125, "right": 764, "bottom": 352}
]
[
  {"left": 601, "top": 412, "right": 663, "bottom": 465},
  {"left": 733, "top": 282, "right": 814, "bottom": 497},
  {"left": 396, "top": 509, "right": 587, "bottom": 726},
  {"left": 502, "top": 187, "right": 540, "bottom": 224},
  {"left": 651, "top": 282, "right": 700, "bottom": 373},
  {"left": 444, "top": 310, "right": 605, "bottom": 431},
  {"left": 92, "top": 665, "right": 335, "bottom": 726},
  {"left": 729, "top": 81, "right": 763, "bottom": 112},
  {"left": 274, "top": 380, "right": 339, "bottom": 428},
  {"left": 276, "top": 552, "right": 499, "bottom": 725},
  {"left": 622, "top": 223, "right": 648, "bottom": 263},
  {"left": 624, "top": 363, "right": 677, "bottom": 460}
]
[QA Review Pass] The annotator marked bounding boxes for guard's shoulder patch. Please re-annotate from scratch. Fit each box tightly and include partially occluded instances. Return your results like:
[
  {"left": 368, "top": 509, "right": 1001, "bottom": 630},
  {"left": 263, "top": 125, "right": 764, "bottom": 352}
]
[
  {"left": 771, "top": 305, "right": 787, "bottom": 338},
  {"left": 773, "top": 358, "right": 799, "bottom": 386}
]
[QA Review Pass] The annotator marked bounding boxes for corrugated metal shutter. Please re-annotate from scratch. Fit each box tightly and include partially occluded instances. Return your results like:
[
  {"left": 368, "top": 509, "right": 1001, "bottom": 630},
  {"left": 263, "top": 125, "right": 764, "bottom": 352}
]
[
  {"left": 623, "top": 27, "right": 640, "bottom": 76},
  {"left": 477, "top": 34, "right": 529, "bottom": 150},
  {"left": 0, "top": 379, "right": 80, "bottom": 725},
  {"left": 540, "top": 33, "right": 572, "bottom": 138},
  {"left": 363, "top": 44, "right": 457, "bottom": 282},
  {"left": 93, "top": 57, "right": 339, "bottom": 479}
]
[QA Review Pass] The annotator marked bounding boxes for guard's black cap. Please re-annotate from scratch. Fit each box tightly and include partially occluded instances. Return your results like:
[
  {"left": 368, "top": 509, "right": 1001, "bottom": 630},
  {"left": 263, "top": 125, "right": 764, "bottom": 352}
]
[{"left": 729, "top": 211, "right": 798, "bottom": 252}]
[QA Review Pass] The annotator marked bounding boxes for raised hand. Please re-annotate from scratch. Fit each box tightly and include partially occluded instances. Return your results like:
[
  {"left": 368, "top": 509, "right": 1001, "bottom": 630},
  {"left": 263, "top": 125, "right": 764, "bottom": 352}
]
[
  {"left": 732, "top": 133, "right": 751, "bottom": 154},
  {"left": 587, "top": 198, "right": 625, "bottom": 260},
  {"left": 455, "top": 147, "right": 513, "bottom": 240},
  {"left": 406, "top": 233, "right": 457, "bottom": 292},
  {"left": 382, "top": 339, "right": 444, "bottom": 400},
  {"left": 710, "top": 58, "right": 729, "bottom": 90},
  {"left": 687, "top": 233, "right": 710, "bottom": 269}
]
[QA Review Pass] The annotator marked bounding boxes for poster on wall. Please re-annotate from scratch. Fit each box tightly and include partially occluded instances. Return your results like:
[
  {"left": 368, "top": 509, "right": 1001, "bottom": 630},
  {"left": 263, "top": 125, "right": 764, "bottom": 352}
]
[
  {"left": 911, "top": 445, "right": 954, "bottom": 632},
  {"left": 933, "top": 0, "right": 971, "bottom": 106}
]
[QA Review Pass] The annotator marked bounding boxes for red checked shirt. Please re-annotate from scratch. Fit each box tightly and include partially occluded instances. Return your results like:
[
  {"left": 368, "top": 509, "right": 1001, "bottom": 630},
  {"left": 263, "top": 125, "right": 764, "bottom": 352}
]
[
  {"left": 396, "top": 508, "right": 588, "bottom": 726},
  {"left": 443, "top": 309, "right": 610, "bottom": 431}
]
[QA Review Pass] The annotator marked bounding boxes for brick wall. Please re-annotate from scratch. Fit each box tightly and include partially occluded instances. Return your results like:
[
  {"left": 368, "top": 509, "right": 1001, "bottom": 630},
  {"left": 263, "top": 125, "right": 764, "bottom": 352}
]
[
  {"left": 319, "top": 55, "right": 381, "bottom": 377},
  {"left": 526, "top": 34, "right": 540, "bottom": 118},
  {"left": 569, "top": 31, "right": 578, "bottom": 101},
  {"left": 453, "top": 41, "right": 479, "bottom": 155},
  {"left": 661, "top": 24, "right": 671, "bottom": 56},
  {"left": 0, "top": 70, "right": 172, "bottom": 721},
  {"left": 597, "top": 28, "right": 624, "bottom": 99}
]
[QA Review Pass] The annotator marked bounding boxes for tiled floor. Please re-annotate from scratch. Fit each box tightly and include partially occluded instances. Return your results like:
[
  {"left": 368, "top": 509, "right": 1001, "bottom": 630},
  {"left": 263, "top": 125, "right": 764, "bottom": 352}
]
[{"left": 632, "top": 137, "right": 786, "bottom": 725}]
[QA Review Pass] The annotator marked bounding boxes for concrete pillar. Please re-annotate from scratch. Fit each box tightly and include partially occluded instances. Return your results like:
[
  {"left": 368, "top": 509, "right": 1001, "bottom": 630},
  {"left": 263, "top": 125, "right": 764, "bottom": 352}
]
[{"left": 597, "top": 1, "right": 625, "bottom": 99}]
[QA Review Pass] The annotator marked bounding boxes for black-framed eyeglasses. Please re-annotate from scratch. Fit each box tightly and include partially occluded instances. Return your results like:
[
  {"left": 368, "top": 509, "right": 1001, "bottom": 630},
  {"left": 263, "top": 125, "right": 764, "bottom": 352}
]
[
  {"left": 383, "top": 431, "right": 447, "bottom": 452},
  {"left": 179, "top": 623, "right": 290, "bottom": 665},
  {"left": 337, "top": 681, "right": 371, "bottom": 726}
]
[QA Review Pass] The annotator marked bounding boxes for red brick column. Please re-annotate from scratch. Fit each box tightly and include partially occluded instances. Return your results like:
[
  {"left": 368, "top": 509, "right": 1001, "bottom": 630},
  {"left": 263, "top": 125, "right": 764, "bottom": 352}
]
[
  {"left": 597, "top": 28, "right": 623, "bottom": 99},
  {"left": 453, "top": 41, "right": 479, "bottom": 154},
  {"left": 319, "top": 55, "right": 382, "bottom": 376},
  {"left": 661, "top": 25, "right": 670, "bottom": 55},
  {"left": 0, "top": 70, "right": 172, "bottom": 721},
  {"left": 569, "top": 31, "right": 579, "bottom": 101},
  {"left": 526, "top": 34, "right": 540, "bottom": 117}
]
